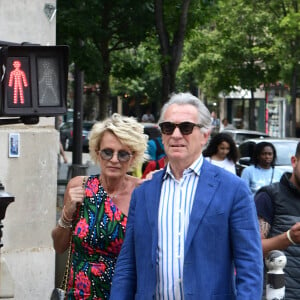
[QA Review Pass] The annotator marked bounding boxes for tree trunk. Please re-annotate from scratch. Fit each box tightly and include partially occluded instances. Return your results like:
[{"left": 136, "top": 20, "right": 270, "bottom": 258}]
[
  {"left": 289, "top": 66, "right": 298, "bottom": 137},
  {"left": 98, "top": 47, "right": 111, "bottom": 120},
  {"left": 249, "top": 89, "right": 256, "bottom": 130},
  {"left": 155, "top": 0, "right": 191, "bottom": 104}
]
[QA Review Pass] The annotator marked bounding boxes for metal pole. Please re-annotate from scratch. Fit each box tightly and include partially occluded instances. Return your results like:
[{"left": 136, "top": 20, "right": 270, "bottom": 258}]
[
  {"left": 72, "top": 63, "right": 84, "bottom": 166},
  {"left": 69, "top": 64, "right": 88, "bottom": 179}
]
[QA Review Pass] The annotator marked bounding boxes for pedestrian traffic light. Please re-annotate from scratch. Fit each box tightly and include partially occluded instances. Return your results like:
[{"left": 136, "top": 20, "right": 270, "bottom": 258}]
[{"left": 0, "top": 45, "right": 69, "bottom": 117}]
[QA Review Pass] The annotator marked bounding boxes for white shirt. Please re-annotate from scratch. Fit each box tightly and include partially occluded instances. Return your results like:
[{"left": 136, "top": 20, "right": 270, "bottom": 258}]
[
  {"left": 156, "top": 155, "right": 203, "bottom": 300},
  {"left": 205, "top": 157, "right": 236, "bottom": 174}
]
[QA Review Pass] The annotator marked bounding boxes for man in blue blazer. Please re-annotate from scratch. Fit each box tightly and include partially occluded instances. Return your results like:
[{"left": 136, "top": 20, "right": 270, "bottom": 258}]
[{"left": 110, "top": 92, "right": 263, "bottom": 300}]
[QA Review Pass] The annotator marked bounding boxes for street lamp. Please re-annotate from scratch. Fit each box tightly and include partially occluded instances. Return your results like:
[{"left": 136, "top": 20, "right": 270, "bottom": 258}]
[{"left": 0, "top": 182, "right": 14, "bottom": 249}]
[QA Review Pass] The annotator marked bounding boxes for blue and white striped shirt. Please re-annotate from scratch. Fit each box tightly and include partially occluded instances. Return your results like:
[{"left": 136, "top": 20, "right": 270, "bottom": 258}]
[{"left": 156, "top": 155, "right": 203, "bottom": 300}]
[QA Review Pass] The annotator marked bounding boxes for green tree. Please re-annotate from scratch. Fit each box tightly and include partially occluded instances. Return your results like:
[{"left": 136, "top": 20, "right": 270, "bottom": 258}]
[
  {"left": 181, "top": 0, "right": 300, "bottom": 134},
  {"left": 110, "top": 36, "right": 162, "bottom": 118},
  {"left": 260, "top": 0, "right": 300, "bottom": 136},
  {"left": 181, "top": 0, "right": 279, "bottom": 129},
  {"left": 57, "top": 0, "right": 154, "bottom": 119},
  {"left": 154, "top": 0, "right": 192, "bottom": 103}
]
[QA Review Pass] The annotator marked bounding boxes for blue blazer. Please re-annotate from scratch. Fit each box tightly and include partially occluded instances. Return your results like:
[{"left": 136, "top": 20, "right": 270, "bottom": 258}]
[{"left": 110, "top": 160, "right": 263, "bottom": 300}]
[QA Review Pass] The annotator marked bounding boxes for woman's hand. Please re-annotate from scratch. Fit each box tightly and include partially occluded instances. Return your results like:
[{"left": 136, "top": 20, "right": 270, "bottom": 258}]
[{"left": 63, "top": 176, "right": 86, "bottom": 220}]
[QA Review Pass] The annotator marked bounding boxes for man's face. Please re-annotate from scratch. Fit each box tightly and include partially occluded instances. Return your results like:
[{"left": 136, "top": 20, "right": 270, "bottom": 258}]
[{"left": 161, "top": 104, "right": 209, "bottom": 167}]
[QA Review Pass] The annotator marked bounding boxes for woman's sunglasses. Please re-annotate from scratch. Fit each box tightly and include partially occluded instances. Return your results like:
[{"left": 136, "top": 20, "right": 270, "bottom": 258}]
[
  {"left": 98, "top": 148, "right": 133, "bottom": 162},
  {"left": 159, "top": 121, "right": 204, "bottom": 135}
]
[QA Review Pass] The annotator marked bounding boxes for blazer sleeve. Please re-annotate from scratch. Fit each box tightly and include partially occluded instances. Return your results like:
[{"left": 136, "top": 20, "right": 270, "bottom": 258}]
[{"left": 231, "top": 180, "right": 264, "bottom": 299}]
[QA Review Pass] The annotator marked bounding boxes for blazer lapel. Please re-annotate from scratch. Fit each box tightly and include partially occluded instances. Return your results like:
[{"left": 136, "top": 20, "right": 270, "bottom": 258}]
[
  {"left": 145, "top": 169, "right": 165, "bottom": 264},
  {"left": 184, "top": 163, "right": 220, "bottom": 256}
]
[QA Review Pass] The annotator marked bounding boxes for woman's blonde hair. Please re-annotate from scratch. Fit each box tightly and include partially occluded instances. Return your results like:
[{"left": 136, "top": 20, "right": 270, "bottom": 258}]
[{"left": 89, "top": 113, "right": 148, "bottom": 170}]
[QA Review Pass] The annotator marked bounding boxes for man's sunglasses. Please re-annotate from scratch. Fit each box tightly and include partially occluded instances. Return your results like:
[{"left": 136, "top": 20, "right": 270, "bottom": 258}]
[
  {"left": 159, "top": 121, "right": 204, "bottom": 135},
  {"left": 98, "top": 148, "right": 133, "bottom": 162}
]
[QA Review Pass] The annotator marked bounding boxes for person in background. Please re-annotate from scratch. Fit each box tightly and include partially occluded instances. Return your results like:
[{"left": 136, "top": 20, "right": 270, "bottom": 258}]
[
  {"left": 146, "top": 135, "right": 165, "bottom": 161},
  {"left": 203, "top": 132, "right": 239, "bottom": 174},
  {"left": 210, "top": 110, "right": 220, "bottom": 129},
  {"left": 51, "top": 113, "right": 147, "bottom": 299},
  {"left": 255, "top": 141, "right": 300, "bottom": 300},
  {"left": 241, "top": 141, "right": 283, "bottom": 194},
  {"left": 110, "top": 92, "right": 263, "bottom": 299},
  {"left": 59, "top": 142, "right": 68, "bottom": 164},
  {"left": 141, "top": 108, "right": 155, "bottom": 123},
  {"left": 56, "top": 115, "right": 68, "bottom": 167},
  {"left": 141, "top": 155, "right": 168, "bottom": 179},
  {"left": 140, "top": 135, "right": 166, "bottom": 177},
  {"left": 220, "top": 117, "right": 236, "bottom": 131}
]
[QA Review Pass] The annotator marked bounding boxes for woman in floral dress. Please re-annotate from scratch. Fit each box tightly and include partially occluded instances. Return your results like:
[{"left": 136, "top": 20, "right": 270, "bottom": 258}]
[{"left": 52, "top": 113, "right": 147, "bottom": 299}]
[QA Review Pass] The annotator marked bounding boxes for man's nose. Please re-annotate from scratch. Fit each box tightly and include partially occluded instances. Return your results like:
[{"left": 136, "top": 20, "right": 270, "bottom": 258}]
[{"left": 172, "top": 127, "right": 182, "bottom": 136}]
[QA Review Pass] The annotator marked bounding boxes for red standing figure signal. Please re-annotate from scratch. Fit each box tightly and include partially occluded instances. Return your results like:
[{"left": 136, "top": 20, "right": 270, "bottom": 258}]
[{"left": 8, "top": 60, "right": 28, "bottom": 104}]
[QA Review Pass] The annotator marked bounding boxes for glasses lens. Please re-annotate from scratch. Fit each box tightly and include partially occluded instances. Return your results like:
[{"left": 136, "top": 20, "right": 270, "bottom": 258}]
[
  {"left": 118, "top": 150, "right": 131, "bottom": 162},
  {"left": 100, "top": 149, "right": 113, "bottom": 160},
  {"left": 99, "top": 149, "right": 131, "bottom": 162},
  {"left": 159, "top": 122, "right": 197, "bottom": 135},
  {"left": 159, "top": 122, "right": 176, "bottom": 135},
  {"left": 178, "top": 122, "right": 195, "bottom": 135}
]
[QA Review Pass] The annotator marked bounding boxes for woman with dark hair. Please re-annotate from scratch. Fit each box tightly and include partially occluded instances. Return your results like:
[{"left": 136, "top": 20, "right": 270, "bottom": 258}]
[
  {"left": 241, "top": 141, "right": 283, "bottom": 194},
  {"left": 203, "top": 132, "right": 239, "bottom": 174}
]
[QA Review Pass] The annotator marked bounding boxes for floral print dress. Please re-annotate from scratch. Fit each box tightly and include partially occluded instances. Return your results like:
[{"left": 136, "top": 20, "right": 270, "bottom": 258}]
[{"left": 66, "top": 175, "right": 127, "bottom": 299}]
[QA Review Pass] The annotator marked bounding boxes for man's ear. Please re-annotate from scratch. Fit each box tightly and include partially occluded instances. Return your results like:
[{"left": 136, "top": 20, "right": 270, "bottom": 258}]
[
  {"left": 201, "top": 131, "right": 211, "bottom": 147},
  {"left": 291, "top": 155, "right": 297, "bottom": 166}
]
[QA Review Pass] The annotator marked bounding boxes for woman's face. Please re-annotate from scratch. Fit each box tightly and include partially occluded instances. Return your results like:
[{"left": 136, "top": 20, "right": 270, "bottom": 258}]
[
  {"left": 97, "top": 131, "right": 134, "bottom": 179},
  {"left": 258, "top": 146, "right": 274, "bottom": 168},
  {"left": 217, "top": 141, "right": 230, "bottom": 160}
]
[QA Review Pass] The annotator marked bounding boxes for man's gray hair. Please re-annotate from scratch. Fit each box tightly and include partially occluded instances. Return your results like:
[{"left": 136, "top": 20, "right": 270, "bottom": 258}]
[{"left": 158, "top": 92, "right": 212, "bottom": 133}]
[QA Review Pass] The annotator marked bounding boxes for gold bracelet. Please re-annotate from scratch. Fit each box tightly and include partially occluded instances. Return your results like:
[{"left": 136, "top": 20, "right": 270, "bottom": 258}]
[
  {"left": 58, "top": 217, "right": 72, "bottom": 229},
  {"left": 286, "top": 229, "right": 297, "bottom": 245},
  {"left": 62, "top": 205, "right": 73, "bottom": 222}
]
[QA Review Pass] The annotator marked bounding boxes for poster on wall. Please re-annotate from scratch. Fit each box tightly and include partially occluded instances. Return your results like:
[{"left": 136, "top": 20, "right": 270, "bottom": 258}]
[{"left": 8, "top": 133, "right": 20, "bottom": 157}]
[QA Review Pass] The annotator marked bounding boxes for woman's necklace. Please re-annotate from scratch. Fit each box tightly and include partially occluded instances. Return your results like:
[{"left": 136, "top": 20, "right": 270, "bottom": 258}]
[{"left": 99, "top": 176, "right": 124, "bottom": 200}]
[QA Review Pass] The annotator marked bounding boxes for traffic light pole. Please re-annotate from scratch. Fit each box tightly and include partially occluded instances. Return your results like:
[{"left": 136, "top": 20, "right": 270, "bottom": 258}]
[
  {"left": 68, "top": 64, "right": 88, "bottom": 179},
  {"left": 0, "top": 41, "right": 69, "bottom": 119}
]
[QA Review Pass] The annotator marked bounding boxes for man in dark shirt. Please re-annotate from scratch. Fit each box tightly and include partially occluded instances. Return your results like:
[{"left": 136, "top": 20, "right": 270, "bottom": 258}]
[{"left": 255, "top": 141, "right": 300, "bottom": 300}]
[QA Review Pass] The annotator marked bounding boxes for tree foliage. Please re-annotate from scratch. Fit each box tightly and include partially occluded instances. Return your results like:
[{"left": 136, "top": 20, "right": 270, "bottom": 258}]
[
  {"left": 57, "top": 0, "right": 300, "bottom": 134},
  {"left": 180, "top": 0, "right": 300, "bottom": 132},
  {"left": 57, "top": 0, "right": 154, "bottom": 119}
]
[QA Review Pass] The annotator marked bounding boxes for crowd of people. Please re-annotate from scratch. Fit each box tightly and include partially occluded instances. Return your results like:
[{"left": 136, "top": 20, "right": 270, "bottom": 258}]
[{"left": 52, "top": 92, "right": 299, "bottom": 299}]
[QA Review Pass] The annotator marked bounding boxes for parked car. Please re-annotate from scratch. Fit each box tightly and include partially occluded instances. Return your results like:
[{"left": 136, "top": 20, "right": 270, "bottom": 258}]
[
  {"left": 222, "top": 129, "right": 270, "bottom": 146},
  {"left": 236, "top": 138, "right": 300, "bottom": 176},
  {"left": 60, "top": 121, "right": 95, "bottom": 152}
]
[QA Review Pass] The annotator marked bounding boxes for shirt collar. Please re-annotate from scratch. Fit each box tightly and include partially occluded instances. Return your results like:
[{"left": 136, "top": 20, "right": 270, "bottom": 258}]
[{"left": 163, "top": 154, "right": 203, "bottom": 180}]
